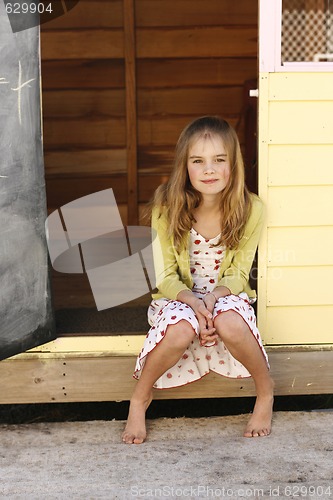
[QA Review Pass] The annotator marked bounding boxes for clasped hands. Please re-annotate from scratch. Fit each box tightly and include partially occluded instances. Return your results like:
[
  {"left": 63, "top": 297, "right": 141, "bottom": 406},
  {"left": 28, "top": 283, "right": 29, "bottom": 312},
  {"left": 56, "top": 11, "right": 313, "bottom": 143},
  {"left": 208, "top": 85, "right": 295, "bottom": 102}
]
[
  {"left": 177, "top": 287, "right": 231, "bottom": 346},
  {"left": 194, "top": 292, "right": 219, "bottom": 346}
]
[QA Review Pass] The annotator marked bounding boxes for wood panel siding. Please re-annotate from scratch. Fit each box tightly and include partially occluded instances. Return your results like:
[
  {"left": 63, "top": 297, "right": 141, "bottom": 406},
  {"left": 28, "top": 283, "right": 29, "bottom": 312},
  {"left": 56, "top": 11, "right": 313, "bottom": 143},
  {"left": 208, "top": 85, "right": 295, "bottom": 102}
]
[
  {"left": 268, "top": 102, "right": 333, "bottom": 144},
  {"left": 269, "top": 72, "right": 333, "bottom": 101},
  {"left": 46, "top": 174, "right": 170, "bottom": 208},
  {"left": 268, "top": 145, "right": 333, "bottom": 186},
  {"left": 41, "top": 31, "right": 125, "bottom": 60},
  {"left": 41, "top": 60, "right": 125, "bottom": 89},
  {"left": 267, "top": 227, "right": 333, "bottom": 267},
  {"left": 267, "top": 186, "right": 333, "bottom": 227},
  {"left": 44, "top": 116, "right": 242, "bottom": 151},
  {"left": 266, "top": 307, "right": 333, "bottom": 344},
  {"left": 41, "top": 0, "right": 258, "bottom": 309},
  {"left": 258, "top": 72, "right": 333, "bottom": 345},
  {"left": 42, "top": 0, "right": 257, "bottom": 30},
  {"left": 42, "top": 27, "right": 257, "bottom": 60},
  {"left": 266, "top": 267, "right": 333, "bottom": 307}
]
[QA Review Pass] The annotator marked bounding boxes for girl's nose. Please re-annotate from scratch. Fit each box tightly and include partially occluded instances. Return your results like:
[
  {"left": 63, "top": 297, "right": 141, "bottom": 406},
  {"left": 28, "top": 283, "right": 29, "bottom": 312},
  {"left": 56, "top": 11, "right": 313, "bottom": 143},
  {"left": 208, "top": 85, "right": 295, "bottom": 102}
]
[{"left": 203, "top": 162, "right": 215, "bottom": 173}]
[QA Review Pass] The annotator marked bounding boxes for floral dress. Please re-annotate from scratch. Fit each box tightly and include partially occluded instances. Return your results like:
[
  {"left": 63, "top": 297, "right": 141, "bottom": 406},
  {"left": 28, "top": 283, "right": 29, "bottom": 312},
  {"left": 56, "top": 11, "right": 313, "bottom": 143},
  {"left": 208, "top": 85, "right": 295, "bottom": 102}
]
[{"left": 133, "top": 228, "right": 269, "bottom": 389}]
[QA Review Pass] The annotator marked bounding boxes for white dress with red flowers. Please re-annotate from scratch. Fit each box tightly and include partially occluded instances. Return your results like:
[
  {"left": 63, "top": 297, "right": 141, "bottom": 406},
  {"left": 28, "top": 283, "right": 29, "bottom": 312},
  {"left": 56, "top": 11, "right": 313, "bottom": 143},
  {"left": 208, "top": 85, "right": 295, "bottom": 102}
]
[{"left": 133, "top": 228, "right": 269, "bottom": 389}]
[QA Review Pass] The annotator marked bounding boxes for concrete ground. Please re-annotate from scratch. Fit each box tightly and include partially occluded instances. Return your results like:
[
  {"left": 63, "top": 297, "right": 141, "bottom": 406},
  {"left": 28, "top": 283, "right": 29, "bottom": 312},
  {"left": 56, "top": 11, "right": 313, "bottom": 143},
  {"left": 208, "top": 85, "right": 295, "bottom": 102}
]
[{"left": 0, "top": 411, "right": 332, "bottom": 499}]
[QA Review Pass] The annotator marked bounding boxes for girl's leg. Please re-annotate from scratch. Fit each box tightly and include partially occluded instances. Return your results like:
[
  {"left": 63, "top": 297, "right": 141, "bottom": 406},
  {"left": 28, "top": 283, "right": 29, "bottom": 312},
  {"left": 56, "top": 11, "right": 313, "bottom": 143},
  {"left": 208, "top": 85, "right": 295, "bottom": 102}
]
[
  {"left": 122, "top": 320, "right": 196, "bottom": 444},
  {"left": 214, "top": 310, "right": 274, "bottom": 437}
]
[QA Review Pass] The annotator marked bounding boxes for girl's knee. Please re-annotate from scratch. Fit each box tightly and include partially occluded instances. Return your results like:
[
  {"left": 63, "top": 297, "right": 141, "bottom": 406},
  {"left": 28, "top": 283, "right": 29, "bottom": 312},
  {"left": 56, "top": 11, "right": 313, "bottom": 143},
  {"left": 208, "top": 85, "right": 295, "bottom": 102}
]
[
  {"left": 166, "top": 320, "right": 196, "bottom": 348},
  {"left": 214, "top": 310, "right": 247, "bottom": 343}
]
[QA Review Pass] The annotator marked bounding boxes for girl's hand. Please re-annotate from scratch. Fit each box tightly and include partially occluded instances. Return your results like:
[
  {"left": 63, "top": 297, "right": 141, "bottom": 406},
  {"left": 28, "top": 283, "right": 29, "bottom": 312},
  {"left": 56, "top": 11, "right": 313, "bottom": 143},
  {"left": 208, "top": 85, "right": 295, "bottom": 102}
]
[
  {"left": 200, "top": 293, "right": 218, "bottom": 346},
  {"left": 192, "top": 298, "right": 218, "bottom": 346},
  {"left": 176, "top": 290, "right": 218, "bottom": 345},
  {"left": 203, "top": 292, "right": 216, "bottom": 315}
]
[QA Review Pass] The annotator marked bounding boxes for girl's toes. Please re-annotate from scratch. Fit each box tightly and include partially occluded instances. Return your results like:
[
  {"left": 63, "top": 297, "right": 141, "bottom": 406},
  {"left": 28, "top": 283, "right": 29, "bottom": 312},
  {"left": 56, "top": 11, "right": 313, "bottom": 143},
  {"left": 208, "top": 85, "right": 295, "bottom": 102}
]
[
  {"left": 122, "top": 433, "right": 133, "bottom": 444},
  {"left": 133, "top": 437, "right": 145, "bottom": 444}
]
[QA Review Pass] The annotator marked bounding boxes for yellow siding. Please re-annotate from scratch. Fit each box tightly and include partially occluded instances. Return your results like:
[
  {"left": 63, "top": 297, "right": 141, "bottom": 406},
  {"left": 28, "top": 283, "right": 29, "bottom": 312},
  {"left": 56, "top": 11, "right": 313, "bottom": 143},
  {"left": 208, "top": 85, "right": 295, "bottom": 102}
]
[
  {"left": 267, "top": 227, "right": 333, "bottom": 266},
  {"left": 266, "top": 306, "right": 333, "bottom": 344},
  {"left": 267, "top": 186, "right": 333, "bottom": 227},
  {"left": 269, "top": 102, "right": 333, "bottom": 144},
  {"left": 267, "top": 267, "right": 333, "bottom": 306},
  {"left": 268, "top": 145, "right": 333, "bottom": 186},
  {"left": 269, "top": 73, "right": 333, "bottom": 101},
  {"left": 258, "top": 72, "right": 333, "bottom": 345}
]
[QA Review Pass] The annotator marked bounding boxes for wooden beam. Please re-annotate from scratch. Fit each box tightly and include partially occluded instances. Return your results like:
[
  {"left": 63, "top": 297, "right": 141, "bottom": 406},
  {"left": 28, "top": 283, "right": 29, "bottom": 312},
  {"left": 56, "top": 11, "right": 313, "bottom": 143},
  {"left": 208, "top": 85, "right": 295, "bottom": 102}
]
[
  {"left": 0, "top": 348, "right": 332, "bottom": 404},
  {"left": 40, "top": 27, "right": 257, "bottom": 60},
  {"left": 124, "top": 0, "right": 138, "bottom": 224}
]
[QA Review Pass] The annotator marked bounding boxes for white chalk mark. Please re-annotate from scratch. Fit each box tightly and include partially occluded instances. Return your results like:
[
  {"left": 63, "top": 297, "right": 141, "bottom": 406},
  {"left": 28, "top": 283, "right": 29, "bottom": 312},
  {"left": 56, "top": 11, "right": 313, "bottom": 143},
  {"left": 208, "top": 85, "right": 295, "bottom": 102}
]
[
  {"left": 291, "top": 377, "right": 296, "bottom": 388},
  {"left": 0, "top": 77, "right": 9, "bottom": 84},
  {"left": 10, "top": 61, "right": 36, "bottom": 125},
  {"left": 0, "top": 175, "right": 8, "bottom": 178},
  {"left": 11, "top": 79, "right": 36, "bottom": 91}
]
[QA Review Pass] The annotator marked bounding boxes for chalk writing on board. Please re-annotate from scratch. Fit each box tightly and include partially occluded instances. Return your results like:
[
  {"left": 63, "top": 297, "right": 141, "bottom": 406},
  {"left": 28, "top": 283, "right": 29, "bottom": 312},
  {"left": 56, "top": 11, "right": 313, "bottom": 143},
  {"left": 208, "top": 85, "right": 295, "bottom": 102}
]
[
  {"left": 0, "top": 3, "right": 55, "bottom": 361},
  {"left": 11, "top": 61, "right": 36, "bottom": 124},
  {"left": 1, "top": 61, "right": 36, "bottom": 125}
]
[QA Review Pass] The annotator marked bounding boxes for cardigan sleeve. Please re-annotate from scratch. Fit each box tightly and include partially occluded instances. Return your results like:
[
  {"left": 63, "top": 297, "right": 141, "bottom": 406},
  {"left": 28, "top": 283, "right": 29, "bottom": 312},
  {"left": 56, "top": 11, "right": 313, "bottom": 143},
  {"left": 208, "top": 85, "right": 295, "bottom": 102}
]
[
  {"left": 151, "top": 207, "right": 190, "bottom": 300},
  {"left": 217, "top": 197, "right": 265, "bottom": 295}
]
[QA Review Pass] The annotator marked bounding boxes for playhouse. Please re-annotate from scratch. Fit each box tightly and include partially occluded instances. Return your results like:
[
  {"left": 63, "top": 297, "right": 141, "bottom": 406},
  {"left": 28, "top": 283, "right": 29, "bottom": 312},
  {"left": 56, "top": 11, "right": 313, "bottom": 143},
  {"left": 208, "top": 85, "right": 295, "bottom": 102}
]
[{"left": 0, "top": 0, "right": 332, "bottom": 403}]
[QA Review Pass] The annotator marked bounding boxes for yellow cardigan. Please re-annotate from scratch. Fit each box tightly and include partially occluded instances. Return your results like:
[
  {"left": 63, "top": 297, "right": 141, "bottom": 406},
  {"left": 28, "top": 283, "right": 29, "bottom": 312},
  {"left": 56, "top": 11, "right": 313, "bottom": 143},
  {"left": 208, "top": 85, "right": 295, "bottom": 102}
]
[{"left": 151, "top": 193, "right": 265, "bottom": 301}]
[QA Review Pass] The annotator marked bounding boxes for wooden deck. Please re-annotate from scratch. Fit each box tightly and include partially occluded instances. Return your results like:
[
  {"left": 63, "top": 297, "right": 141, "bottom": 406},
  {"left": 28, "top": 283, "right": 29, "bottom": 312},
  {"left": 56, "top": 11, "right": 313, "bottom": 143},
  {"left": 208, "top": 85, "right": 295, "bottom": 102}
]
[{"left": 1, "top": 338, "right": 332, "bottom": 404}]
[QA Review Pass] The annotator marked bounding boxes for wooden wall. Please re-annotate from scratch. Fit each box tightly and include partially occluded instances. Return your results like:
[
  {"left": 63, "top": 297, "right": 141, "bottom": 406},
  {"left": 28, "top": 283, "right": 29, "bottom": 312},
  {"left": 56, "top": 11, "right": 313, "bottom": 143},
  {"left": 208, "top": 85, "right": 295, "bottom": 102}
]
[
  {"left": 257, "top": 72, "right": 333, "bottom": 345},
  {"left": 41, "top": 0, "right": 258, "bottom": 309}
]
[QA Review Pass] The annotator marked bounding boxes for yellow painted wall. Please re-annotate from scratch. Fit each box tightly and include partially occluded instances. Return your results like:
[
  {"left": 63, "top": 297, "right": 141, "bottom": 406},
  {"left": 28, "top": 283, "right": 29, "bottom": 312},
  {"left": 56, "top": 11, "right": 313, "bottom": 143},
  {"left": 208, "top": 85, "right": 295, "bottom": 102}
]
[{"left": 258, "top": 72, "right": 333, "bottom": 345}]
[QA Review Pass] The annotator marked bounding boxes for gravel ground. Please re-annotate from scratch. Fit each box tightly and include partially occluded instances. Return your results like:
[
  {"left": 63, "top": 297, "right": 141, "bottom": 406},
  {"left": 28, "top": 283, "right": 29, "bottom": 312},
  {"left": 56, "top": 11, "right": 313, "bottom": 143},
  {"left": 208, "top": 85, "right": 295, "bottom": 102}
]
[{"left": 0, "top": 411, "right": 332, "bottom": 499}]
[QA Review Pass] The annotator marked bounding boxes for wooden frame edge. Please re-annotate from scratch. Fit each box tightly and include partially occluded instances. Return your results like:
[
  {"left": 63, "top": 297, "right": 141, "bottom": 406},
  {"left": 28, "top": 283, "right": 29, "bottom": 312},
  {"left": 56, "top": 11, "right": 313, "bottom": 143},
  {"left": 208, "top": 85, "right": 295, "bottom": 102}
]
[{"left": 1, "top": 348, "right": 332, "bottom": 404}]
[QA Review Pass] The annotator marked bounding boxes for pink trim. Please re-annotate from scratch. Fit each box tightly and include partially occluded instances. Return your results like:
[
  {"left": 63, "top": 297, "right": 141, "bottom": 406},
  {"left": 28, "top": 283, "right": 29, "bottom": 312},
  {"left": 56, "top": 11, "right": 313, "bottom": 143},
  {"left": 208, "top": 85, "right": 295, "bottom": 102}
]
[
  {"left": 133, "top": 317, "right": 198, "bottom": 384},
  {"left": 213, "top": 299, "right": 269, "bottom": 369},
  {"left": 132, "top": 365, "right": 252, "bottom": 390},
  {"left": 133, "top": 295, "right": 269, "bottom": 390}
]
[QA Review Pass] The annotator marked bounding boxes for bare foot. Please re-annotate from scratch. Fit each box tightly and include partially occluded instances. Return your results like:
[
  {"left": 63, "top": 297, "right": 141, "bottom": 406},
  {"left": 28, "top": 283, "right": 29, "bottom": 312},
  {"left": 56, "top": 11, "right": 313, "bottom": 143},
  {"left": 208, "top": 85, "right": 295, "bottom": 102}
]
[
  {"left": 122, "top": 393, "right": 153, "bottom": 444},
  {"left": 243, "top": 393, "right": 274, "bottom": 438}
]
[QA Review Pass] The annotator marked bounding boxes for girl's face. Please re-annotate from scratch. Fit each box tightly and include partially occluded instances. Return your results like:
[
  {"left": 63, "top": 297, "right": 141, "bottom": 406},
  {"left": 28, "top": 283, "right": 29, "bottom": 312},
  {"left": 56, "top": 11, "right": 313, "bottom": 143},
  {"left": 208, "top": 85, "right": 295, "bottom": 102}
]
[{"left": 187, "top": 133, "right": 231, "bottom": 200}]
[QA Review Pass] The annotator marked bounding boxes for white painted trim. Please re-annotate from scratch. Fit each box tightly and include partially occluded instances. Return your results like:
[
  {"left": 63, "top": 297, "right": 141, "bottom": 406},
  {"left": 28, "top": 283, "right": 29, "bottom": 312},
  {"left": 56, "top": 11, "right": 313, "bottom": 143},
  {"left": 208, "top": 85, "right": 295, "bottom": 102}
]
[
  {"left": 274, "top": 0, "right": 282, "bottom": 71},
  {"left": 259, "top": 0, "right": 333, "bottom": 73},
  {"left": 259, "top": 0, "right": 279, "bottom": 72},
  {"left": 281, "top": 62, "right": 333, "bottom": 72}
]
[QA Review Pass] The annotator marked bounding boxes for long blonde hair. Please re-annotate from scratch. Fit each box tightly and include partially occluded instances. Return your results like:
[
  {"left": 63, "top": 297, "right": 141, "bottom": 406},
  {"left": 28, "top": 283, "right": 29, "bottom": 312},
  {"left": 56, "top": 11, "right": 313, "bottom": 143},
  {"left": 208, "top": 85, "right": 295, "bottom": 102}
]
[{"left": 152, "top": 116, "right": 252, "bottom": 250}]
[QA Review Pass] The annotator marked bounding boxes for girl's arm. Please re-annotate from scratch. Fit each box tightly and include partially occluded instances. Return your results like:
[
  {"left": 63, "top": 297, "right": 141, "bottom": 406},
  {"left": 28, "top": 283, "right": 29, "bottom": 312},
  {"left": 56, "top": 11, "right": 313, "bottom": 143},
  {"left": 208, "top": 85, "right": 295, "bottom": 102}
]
[
  {"left": 151, "top": 206, "right": 190, "bottom": 299},
  {"left": 215, "top": 197, "right": 265, "bottom": 296}
]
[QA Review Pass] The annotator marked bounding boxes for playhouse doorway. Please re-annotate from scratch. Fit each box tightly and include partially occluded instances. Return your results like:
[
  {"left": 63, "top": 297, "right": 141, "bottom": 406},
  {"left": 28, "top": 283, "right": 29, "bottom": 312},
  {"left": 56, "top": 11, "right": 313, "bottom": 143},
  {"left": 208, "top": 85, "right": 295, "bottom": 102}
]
[{"left": 40, "top": 0, "right": 260, "bottom": 331}]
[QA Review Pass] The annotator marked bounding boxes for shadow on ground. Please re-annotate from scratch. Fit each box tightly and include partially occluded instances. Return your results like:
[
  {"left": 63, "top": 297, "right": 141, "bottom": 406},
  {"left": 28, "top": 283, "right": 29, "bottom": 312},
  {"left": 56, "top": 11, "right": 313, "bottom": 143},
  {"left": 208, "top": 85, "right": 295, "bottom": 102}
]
[{"left": 0, "top": 394, "right": 332, "bottom": 425}]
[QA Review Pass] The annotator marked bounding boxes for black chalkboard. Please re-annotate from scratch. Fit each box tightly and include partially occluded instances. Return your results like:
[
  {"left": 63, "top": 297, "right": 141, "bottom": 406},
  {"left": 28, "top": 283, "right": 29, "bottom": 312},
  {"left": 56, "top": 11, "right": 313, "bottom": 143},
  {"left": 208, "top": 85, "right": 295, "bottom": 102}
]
[{"left": 0, "top": 4, "right": 55, "bottom": 360}]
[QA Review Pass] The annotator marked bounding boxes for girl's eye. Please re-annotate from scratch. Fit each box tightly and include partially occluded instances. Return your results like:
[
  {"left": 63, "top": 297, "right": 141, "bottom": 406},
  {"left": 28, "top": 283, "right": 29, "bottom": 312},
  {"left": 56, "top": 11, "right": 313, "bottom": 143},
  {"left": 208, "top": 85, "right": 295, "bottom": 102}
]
[
  {"left": 216, "top": 158, "right": 225, "bottom": 162},
  {"left": 193, "top": 159, "right": 202, "bottom": 164}
]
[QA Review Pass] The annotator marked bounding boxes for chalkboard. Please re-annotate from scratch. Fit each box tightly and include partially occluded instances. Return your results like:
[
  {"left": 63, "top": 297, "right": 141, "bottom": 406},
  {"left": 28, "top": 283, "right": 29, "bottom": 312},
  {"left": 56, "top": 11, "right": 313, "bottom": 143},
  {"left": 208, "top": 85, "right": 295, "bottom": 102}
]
[{"left": 0, "top": 3, "right": 55, "bottom": 360}]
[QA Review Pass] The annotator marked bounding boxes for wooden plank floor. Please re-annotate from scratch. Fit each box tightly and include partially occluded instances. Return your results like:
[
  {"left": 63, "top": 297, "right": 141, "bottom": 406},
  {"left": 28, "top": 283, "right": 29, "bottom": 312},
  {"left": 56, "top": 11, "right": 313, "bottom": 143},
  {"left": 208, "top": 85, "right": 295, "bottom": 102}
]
[{"left": 0, "top": 345, "right": 332, "bottom": 404}]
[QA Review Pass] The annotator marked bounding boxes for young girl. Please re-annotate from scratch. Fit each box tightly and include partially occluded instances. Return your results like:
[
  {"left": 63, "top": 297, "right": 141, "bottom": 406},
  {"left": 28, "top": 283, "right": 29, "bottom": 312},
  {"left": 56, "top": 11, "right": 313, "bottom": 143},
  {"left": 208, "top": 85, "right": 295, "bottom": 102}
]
[{"left": 122, "top": 116, "right": 274, "bottom": 444}]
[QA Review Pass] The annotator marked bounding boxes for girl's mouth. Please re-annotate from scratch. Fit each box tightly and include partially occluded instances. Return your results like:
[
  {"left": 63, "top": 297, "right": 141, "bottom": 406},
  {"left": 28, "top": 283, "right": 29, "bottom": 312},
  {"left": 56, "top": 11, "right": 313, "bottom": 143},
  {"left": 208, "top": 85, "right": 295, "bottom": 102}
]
[{"left": 201, "top": 179, "right": 218, "bottom": 184}]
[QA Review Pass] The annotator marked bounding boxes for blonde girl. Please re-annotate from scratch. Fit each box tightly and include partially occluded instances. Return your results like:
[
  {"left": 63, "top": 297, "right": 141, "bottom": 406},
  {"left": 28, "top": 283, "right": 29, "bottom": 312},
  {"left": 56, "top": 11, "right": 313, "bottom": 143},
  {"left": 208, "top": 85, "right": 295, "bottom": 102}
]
[{"left": 122, "top": 116, "right": 274, "bottom": 444}]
